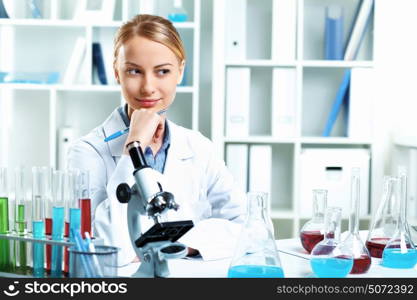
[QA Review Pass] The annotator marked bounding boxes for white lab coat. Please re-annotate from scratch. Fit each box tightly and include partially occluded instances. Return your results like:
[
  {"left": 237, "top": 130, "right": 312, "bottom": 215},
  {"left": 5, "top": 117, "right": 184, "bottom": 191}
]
[{"left": 68, "top": 107, "right": 246, "bottom": 265}]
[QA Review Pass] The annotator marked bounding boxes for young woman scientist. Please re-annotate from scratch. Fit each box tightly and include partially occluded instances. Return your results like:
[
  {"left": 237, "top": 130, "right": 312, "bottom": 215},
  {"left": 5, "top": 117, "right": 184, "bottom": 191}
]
[{"left": 68, "top": 14, "right": 245, "bottom": 266}]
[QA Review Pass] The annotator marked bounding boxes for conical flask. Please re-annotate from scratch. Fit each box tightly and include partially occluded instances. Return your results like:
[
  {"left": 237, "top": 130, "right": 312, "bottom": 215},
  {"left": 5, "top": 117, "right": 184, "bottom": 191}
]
[
  {"left": 300, "top": 189, "right": 327, "bottom": 253},
  {"left": 382, "top": 170, "right": 417, "bottom": 268},
  {"left": 342, "top": 168, "right": 371, "bottom": 274},
  {"left": 228, "top": 191, "right": 284, "bottom": 278},
  {"left": 310, "top": 207, "right": 353, "bottom": 278},
  {"left": 365, "top": 176, "right": 399, "bottom": 258}
]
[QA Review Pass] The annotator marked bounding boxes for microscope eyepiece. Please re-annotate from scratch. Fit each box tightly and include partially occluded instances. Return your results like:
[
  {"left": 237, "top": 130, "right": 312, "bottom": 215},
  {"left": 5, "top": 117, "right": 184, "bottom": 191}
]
[{"left": 126, "top": 141, "right": 148, "bottom": 169}]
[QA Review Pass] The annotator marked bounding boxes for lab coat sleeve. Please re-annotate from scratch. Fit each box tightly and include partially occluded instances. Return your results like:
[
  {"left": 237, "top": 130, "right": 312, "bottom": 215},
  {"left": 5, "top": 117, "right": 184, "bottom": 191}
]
[{"left": 67, "top": 140, "right": 137, "bottom": 266}]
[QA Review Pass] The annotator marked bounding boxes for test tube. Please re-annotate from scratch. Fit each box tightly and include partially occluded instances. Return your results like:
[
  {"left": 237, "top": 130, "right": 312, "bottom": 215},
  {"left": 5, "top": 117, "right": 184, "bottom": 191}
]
[
  {"left": 44, "top": 167, "right": 53, "bottom": 275},
  {"left": 32, "top": 166, "right": 49, "bottom": 278},
  {"left": 64, "top": 170, "right": 81, "bottom": 275},
  {"left": 0, "top": 167, "right": 13, "bottom": 272},
  {"left": 50, "top": 170, "right": 65, "bottom": 277},
  {"left": 78, "top": 170, "right": 91, "bottom": 238},
  {"left": 14, "top": 167, "right": 28, "bottom": 274}
]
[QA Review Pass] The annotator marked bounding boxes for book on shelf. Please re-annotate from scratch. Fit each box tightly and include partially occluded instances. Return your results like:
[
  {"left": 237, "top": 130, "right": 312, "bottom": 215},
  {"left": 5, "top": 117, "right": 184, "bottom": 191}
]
[
  {"left": 272, "top": 67, "right": 297, "bottom": 137},
  {"left": 322, "top": 69, "right": 351, "bottom": 137},
  {"left": 226, "top": 144, "right": 248, "bottom": 193},
  {"left": 0, "top": 0, "right": 9, "bottom": 18},
  {"left": 225, "top": 0, "right": 247, "bottom": 60},
  {"left": 348, "top": 68, "right": 374, "bottom": 139},
  {"left": 92, "top": 42, "right": 108, "bottom": 85},
  {"left": 249, "top": 145, "right": 272, "bottom": 198},
  {"left": 225, "top": 67, "right": 250, "bottom": 137},
  {"left": 271, "top": 0, "right": 296, "bottom": 62},
  {"left": 344, "top": 0, "right": 374, "bottom": 60},
  {"left": 324, "top": 5, "right": 344, "bottom": 60},
  {"left": 63, "top": 37, "right": 86, "bottom": 85}
]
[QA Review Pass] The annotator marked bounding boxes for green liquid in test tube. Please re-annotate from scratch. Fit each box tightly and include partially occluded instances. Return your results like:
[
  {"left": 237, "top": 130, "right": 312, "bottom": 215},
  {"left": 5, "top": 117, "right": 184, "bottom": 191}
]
[{"left": 0, "top": 167, "right": 14, "bottom": 272}]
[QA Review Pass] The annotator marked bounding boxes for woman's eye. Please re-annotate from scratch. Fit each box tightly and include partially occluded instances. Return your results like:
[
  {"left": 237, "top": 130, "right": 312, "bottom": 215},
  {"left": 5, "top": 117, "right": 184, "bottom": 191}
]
[
  {"left": 157, "top": 69, "right": 170, "bottom": 75},
  {"left": 127, "top": 69, "right": 140, "bottom": 75}
]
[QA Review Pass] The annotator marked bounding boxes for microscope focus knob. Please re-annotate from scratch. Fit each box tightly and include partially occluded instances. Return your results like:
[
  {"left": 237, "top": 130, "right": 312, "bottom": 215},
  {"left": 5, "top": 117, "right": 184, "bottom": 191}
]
[{"left": 116, "top": 183, "right": 132, "bottom": 203}]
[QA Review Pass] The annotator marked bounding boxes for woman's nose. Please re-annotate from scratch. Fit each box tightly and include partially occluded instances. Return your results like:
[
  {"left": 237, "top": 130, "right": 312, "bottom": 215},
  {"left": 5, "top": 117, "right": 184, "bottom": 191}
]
[{"left": 140, "top": 74, "right": 156, "bottom": 95}]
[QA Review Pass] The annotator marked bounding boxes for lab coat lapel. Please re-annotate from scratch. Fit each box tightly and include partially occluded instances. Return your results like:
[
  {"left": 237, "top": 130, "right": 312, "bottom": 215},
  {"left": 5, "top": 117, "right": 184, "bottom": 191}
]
[
  {"left": 163, "top": 121, "right": 195, "bottom": 220},
  {"left": 102, "top": 108, "right": 128, "bottom": 160}
]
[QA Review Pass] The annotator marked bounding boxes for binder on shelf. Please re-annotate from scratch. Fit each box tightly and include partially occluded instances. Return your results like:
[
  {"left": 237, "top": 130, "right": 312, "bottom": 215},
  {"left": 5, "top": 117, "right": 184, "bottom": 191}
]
[
  {"left": 63, "top": 37, "right": 86, "bottom": 85},
  {"left": 348, "top": 68, "right": 374, "bottom": 139},
  {"left": 249, "top": 145, "right": 272, "bottom": 197},
  {"left": 225, "top": 67, "right": 250, "bottom": 137},
  {"left": 271, "top": 0, "right": 296, "bottom": 62},
  {"left": 324, "top": 5, "right": 344, "bottom": 60},
  {"left": 322, "top": 69, "right": 351, "bottom": 137},
  {"left": 299, "top": 148, "right": 370, "bottom": 218},
  {"left": 226, "top": 144, "right": 248, "bottom": 193},
  {"left": 344, "top": 0, "right": 374, "bottom": 60},
  {"left": 272, "top": 67, "right": 297, "bottom": 137},
  {"left": 92, "top": 43, "right": 108, "bottom": 85},
  {"left": 0, "top": 0, "right": 9, "bottom": 18},
  {"left": 225, "top": 0, "right": 247, "bottom": 60},
  {"left": 58, "top": 127, "right": 75, "bottom": 170}
]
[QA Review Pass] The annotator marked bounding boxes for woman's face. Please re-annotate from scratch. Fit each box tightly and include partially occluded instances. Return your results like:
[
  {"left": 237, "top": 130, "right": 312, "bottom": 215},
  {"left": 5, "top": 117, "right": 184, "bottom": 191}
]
[{"left": 115, "top": 36, "right": 184, "bottom": 113}]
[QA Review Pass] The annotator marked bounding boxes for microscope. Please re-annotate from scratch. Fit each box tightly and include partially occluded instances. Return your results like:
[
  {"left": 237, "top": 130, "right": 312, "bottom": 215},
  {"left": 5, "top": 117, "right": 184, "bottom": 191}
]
[{"left": 116, "top": 141, "right": 193, "bottom": 277}]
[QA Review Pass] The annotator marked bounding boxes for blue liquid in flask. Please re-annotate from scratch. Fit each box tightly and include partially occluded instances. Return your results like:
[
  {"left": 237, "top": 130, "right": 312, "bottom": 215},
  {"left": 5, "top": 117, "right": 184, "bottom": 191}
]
[
  {"left": 382, "top": 248, "right": 417, "bottom": 269},
  {"left": 228, "top": 265, "right": 284, "bottom": 278},
  {"left": 310, "top": 257, "right": 353, "bottom": 278}
]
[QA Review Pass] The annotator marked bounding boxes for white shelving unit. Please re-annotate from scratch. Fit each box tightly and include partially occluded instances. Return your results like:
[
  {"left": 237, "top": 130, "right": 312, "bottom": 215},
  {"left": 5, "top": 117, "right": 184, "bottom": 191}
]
[
  {"left": 0, "top": 0, "right": 201, "bottom": 171},
  {"left": 212, "top": 0, "right": 381, "bottom": 238}
]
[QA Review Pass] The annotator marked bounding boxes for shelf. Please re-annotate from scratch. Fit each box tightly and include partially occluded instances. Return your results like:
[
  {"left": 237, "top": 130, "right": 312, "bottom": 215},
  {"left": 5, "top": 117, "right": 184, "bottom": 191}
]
[
  {"left": 300, "top": 137, "right": 373, "bottom": 145},
  {"left": 271, "top": 210, "right": 295, "bottom": 219},
  {"left": 225, "top": 60, "right": 296, "bottom": 67},
  {"left": 224, "top": 136, "right": 297, "bottom": 144},
  {"left": 301, "top": 60, "right": 374, "bottom": 68},
  {"left": 0, "top": 84, "right": 195, "bottom": 93},
  {"left": 393, "top": 135, "right": 417, "bottom": 149},
  {"left": 0, "top": 19, "right": 195, "bottom": 29}
]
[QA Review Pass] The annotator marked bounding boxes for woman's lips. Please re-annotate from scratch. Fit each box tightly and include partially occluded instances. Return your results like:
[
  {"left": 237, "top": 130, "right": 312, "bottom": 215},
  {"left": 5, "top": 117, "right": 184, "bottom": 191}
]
[{"left": 137, "top": 98, "right": 160, "bottom": 108}]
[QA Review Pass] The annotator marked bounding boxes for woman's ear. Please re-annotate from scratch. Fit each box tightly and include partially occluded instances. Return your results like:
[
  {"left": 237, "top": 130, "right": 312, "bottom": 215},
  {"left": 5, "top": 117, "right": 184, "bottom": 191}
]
[
  {"left": 177, "top": 60, "right": 185, "bottom": 85},
  {"left": 114, "top": 65, "right": 120, "bottom": 84}
]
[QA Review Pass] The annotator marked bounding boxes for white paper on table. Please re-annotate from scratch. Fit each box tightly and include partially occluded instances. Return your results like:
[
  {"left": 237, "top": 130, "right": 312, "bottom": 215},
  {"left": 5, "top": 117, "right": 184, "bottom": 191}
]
[{"left": 179, "top": 218, "right": 242, "bottom": 261}]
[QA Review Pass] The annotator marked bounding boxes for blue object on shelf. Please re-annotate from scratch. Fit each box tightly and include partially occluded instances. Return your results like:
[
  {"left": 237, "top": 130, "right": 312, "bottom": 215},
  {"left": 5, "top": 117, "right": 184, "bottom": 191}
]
[
  {"left": 0, "top": 0, "right": 9, "bottom": 18},
  {"left": 0, "top": 71, "right": 60, "bottom": 84},
  {"left": 168, "top": 13, "right": 187, "bottom": 22},
  {"left": 322, "top": 69, "right": 351, "bottom": 137},
  {"left": 324, "top": 5, "right": 344, "bottom": 60},
  {"left": 92, "top": 43, "right": 108, "bottom": 85}
]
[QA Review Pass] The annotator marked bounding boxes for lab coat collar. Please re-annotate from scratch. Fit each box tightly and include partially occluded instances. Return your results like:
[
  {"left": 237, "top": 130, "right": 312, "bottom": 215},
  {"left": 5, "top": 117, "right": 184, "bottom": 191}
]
[{"left": 102, "top": 108, "right": 194, "bottom": 160}]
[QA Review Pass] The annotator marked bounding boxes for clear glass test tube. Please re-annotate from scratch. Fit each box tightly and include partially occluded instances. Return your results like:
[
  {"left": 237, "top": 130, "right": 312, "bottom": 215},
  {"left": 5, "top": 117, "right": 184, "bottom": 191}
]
[
  {"left": 78, "top": 170, "right": 91, "bottom": 238},
  {"left": 14, "top": 167, "right": 28, "bottom": 274},
  {"left": 51, "top": 170, "right": 65, "bottom": 277},
  {"left": 0, "top": 167, "right": 14, "bottom": 272}
]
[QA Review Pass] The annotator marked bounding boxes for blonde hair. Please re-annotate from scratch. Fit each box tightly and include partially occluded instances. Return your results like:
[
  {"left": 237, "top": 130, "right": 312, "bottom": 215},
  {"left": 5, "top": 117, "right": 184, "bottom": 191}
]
[{"left": 113, "top": 14, "right": 186, "bottom": 69}]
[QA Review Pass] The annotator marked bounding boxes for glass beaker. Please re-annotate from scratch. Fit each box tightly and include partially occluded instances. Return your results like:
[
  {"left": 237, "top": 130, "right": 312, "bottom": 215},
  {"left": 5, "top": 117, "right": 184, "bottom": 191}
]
[
  {"left": 228, "top": 191, "right": 284, "bottom": 278},
  {"left": 342, "top": 168, "right": 371, "bottom": 274},
  {"left": 300, "top": 189, "right": 327, "bottom": 253},
  {"left": 382, "top": 170, "right": 417, "bottom": 268},
  {"left": 310, "top": 207, "right": 353, "bottom": 278},
  {"left": 168, "top": 0, "right": 188, "bottom": 22},
  {"left": 365, "top": 176, "right": 399, "bottom": 258}
]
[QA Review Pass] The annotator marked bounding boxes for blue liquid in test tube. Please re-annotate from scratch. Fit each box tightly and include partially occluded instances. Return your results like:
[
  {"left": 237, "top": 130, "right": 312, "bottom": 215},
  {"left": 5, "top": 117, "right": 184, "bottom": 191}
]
[
  {"left": 51, "top": 206, "right": 65, "bottom": 277},
  {"left": 69, "top": 208, "right": 81, "bottom": 242},
  {"left": 32, "top": 220, "right": 45, "bottom": 278}
]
